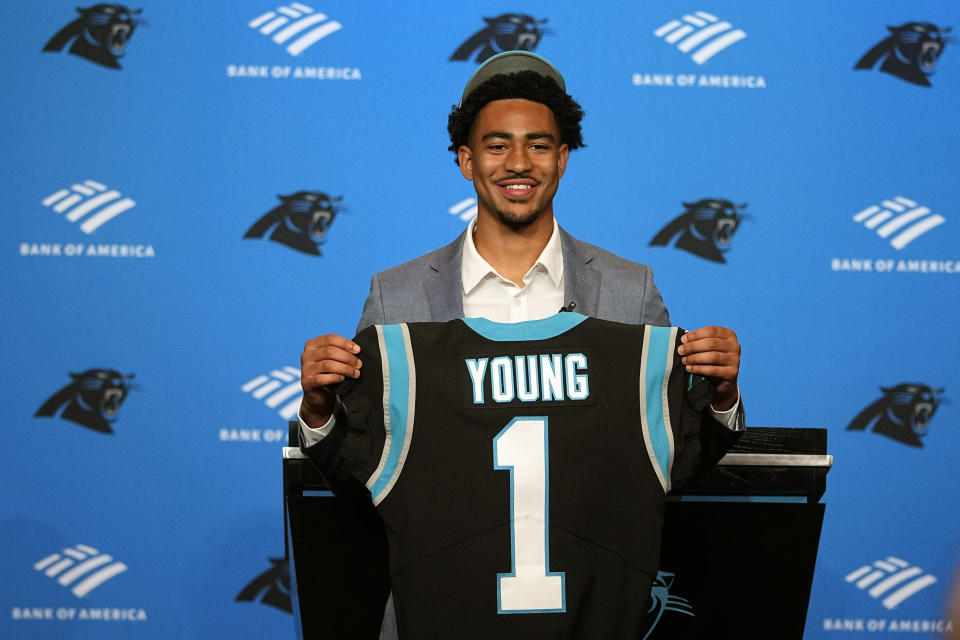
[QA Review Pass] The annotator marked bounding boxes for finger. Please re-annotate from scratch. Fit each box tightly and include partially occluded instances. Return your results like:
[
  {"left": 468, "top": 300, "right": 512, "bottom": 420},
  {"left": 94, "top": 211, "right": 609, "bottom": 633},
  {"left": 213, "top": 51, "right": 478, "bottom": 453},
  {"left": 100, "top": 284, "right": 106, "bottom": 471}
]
[
  {"left": 302, "top": 345, "right": 363, "bottom": 370},
  {"left": 679, "top": 338, "right": 740, "bottom": 356},
  {"left": 302, "top": 359, "right": 361, "bottom": 382},
  {"left": 303, "top": 372, "right": 355, "bottom": 391},
  {"left": 304, "top": 334, "right": 361, "bottom": 354},
  {"left": 682, "top": 363, "right": 738, "bottom": 381},
  {"left": 681, "top": 350, "right": 738, "bottom": 366},
  {"left": 681, "top": 326, "right": 731, "bottom": 342},
  {"left": 682, "top": 350, "right": 740, "bottom": 379}
]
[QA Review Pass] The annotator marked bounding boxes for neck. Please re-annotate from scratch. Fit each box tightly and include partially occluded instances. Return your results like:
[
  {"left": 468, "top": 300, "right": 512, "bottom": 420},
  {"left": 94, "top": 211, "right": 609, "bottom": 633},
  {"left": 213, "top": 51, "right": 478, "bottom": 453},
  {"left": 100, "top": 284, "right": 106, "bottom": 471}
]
[{"left": 473, "top": 210, "right": 555, "bottom": 286}]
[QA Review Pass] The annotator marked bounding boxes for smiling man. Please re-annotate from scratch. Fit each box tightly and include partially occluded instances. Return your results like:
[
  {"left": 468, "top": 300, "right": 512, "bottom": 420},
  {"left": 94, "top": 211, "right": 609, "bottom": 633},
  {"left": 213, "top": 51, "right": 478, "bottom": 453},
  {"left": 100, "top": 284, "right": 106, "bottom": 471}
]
[
  {"left": 299, "top": 51, "right": 743, "bottom": 638},
  {"left": 457, "top": 97, "right": 568, "bottom": 287},
  {"left": 299, "top": 51, "right": 741, "bottom": 414}
]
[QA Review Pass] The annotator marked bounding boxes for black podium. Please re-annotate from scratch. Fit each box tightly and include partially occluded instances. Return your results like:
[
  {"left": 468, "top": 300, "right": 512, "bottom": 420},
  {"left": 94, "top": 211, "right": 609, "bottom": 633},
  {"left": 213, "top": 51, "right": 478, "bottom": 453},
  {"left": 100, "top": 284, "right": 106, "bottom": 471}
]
[{"left": 283, "top": 427, "right": 830, "bottom": 639}]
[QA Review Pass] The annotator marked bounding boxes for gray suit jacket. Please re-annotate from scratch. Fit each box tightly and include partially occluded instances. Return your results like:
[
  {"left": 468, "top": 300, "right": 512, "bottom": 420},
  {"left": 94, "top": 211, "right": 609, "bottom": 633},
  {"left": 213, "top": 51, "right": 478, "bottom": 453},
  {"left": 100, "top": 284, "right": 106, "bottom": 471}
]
[{"left": 355, "top": 226, "right": 670, "bottom": 332}]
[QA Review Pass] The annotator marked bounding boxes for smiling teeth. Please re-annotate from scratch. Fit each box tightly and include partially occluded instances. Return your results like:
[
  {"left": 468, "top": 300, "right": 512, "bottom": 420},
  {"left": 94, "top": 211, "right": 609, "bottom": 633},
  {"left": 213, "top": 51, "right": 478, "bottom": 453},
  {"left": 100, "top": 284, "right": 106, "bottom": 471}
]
[{"left": 505, "top": 185, "right": 531, "bottom": 190}]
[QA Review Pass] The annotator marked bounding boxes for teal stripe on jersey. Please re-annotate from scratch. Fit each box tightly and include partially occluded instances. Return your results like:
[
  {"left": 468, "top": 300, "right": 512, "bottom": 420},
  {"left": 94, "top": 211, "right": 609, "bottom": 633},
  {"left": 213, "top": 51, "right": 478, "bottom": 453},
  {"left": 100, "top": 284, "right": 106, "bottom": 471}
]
[
  {"left": 370, "top": 324, "right": 412, "bottom": 503},
  {"left": 462, "top": 312, "right": 588, "bottom": 342},
  {"left": 644, "top": 326, "right": 674, "bottom": 488}
]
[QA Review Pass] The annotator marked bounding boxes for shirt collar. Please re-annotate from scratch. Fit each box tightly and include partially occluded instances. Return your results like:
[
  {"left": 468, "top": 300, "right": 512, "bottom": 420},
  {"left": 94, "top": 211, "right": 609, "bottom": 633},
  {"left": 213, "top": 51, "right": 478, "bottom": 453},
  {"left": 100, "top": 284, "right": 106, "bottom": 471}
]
[{"left": 461, "top": 217, "right": 564, "bottom": 295}]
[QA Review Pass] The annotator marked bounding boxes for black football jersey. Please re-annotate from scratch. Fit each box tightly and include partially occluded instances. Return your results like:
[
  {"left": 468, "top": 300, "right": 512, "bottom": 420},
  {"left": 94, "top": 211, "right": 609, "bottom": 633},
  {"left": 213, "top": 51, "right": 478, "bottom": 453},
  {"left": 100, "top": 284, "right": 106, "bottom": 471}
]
[{"left": 337, "top": 313, "right": 714, "bottom": 639}]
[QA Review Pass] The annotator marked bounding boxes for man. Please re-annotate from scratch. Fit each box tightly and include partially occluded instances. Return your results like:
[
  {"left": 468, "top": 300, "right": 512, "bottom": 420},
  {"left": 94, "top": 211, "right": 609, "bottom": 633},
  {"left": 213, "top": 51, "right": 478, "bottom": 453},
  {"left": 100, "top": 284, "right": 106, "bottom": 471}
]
[{"left": 299, "top": 51, "right": 743, "bottom": 636}]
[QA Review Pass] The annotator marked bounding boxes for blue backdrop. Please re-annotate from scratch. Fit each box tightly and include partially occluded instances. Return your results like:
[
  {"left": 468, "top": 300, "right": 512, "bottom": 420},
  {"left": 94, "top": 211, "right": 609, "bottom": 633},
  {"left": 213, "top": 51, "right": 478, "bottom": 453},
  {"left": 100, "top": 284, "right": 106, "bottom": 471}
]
[{"left": 3, "top": 1, "right": 957, "bottom": 637}]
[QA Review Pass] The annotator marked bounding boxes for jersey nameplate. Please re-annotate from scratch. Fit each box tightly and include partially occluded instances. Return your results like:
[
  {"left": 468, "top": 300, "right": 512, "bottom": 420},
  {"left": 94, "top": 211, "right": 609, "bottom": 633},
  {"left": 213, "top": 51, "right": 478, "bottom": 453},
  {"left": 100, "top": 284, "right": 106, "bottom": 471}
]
[{"left": 462, "top": 351, "right": 596, "bottom": 408}]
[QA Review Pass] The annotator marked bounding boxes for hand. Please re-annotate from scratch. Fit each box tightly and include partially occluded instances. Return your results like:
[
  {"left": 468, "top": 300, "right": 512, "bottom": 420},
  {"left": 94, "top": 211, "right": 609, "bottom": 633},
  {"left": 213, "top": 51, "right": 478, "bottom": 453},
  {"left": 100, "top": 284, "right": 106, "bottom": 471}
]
[
  {"left": 677, "top": 326, "right": 740, "bottom": 411},
  {"left": 300, "top": 333, "right": 362, "bottom": 428}
]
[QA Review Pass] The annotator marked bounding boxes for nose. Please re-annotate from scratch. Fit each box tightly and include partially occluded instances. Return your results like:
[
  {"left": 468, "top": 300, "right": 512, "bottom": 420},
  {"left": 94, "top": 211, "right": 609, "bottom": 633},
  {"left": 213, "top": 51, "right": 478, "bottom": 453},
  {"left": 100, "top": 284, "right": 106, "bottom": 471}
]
[{"left": 504, "top": 145, "right": 532, "bottom": 174}]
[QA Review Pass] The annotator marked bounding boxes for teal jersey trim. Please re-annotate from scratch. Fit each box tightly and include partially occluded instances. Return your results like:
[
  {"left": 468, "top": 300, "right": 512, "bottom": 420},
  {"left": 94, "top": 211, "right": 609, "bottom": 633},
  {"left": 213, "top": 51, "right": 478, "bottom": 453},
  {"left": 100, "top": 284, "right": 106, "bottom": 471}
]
[
  {"left": 462, "top": 313, "right": 589, "bottom": 342},
  {"left": 643, "top": 326, "right": 675, "bottom": 489},
  {"left": 369, "top": 323, "right": 413, "bottom": 503}
]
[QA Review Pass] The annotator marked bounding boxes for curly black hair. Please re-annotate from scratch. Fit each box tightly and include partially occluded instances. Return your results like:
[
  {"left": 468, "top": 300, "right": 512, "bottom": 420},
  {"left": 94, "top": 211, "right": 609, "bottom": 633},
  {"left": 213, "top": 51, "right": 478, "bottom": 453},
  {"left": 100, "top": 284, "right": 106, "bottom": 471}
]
[{"left": 447, "top": 70, "right": 585, "bottom": 164}]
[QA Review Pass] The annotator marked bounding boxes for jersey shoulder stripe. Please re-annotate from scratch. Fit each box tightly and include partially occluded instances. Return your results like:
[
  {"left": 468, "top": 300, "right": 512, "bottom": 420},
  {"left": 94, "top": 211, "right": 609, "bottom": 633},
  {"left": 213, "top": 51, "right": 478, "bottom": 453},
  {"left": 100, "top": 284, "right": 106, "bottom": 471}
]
[
  {"left": 368, "top": 323, "right": 417, "bottom": 505},
  {"left": 639, "top": 325, "right": 679, "bottom": 492}
]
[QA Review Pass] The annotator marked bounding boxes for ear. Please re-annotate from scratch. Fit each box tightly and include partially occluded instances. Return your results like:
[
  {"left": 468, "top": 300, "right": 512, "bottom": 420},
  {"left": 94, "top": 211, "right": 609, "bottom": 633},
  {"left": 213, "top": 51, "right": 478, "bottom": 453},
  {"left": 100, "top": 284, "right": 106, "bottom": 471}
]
[
  {"left": 557, "top": 144, "right": 569, "bottom": 179},
  {"left": 458, "top": 145, "right": 474, "bottom": 180}
]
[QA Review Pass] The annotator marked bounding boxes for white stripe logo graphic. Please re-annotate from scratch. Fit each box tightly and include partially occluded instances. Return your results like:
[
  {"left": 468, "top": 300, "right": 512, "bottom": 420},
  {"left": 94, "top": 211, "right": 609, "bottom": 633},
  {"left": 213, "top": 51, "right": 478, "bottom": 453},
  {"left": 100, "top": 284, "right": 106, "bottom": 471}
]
[
  {"left": 852, "top": 196, "right": 946, "bottom": 249},
  {"left": 654, "top": 11, "right": 747, "bottom": 64},
  {"left": 845, "top": 557, "right": 937, "bottom": 610},
  {"left": 242, "top": 366, "right": 303, "bottom": 420},
  {"left": 248, "top": 4, "right": 342, "bottom": 56},
  {"left": 41, "top": 180, "right": 136, "bottom": 233},
  {"left": 34, "top": 544, "right": 128, "bottom": 598},
  {"left": 448, "top": 197, "right": 478, "bottom": 222}
]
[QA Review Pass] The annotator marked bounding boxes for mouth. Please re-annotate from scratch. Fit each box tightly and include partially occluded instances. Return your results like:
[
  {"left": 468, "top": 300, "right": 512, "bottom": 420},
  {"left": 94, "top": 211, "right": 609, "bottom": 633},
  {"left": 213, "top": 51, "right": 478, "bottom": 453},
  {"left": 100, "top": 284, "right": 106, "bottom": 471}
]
[
  {"left": 714, "top": 218, "right": 736, "bottom": 245},
  {"left": 310, "top": 211, "right": 333, "bottom": 238},
  {"left": 516, "top": 32, "right": 537, "bottom": 49},
  {"left": 913, "top": 402, "right": 933, "bottom": 432},
  {"left": 921, "top": 42, "right": 940, "bottom": 69},
  {"left": 110, "top": 23, "right": 131, "bottom": 52},
  {"left": 495, "top": 180, "right": 538, "bottom": 201},
  {"left": 101, "top": 388, "right": 124, "bottom": 419}
]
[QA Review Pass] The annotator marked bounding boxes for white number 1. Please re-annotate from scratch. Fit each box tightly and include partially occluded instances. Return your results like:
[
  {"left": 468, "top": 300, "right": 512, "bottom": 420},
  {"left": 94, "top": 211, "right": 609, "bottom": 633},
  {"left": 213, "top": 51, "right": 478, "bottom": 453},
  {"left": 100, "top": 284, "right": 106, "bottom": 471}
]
[{"left": 493, "top": 417, "right": 566, "bottom": 613}]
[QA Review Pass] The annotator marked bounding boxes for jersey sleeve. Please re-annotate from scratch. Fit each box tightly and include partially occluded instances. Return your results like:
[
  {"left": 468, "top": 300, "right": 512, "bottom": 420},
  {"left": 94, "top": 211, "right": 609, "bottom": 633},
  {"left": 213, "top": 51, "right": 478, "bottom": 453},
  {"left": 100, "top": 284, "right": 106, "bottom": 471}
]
[
  {"left": 668, "top": 329, "right": 743, "bottom": 491},
  {"left": 637, "top": 325, "right": 725, "bottom": 493},
  {"left": 336, "top": 324, "right": 389, "bottom": 497},
  {"left": 338, "top": 323, "right": 418, "bottom": 506}
]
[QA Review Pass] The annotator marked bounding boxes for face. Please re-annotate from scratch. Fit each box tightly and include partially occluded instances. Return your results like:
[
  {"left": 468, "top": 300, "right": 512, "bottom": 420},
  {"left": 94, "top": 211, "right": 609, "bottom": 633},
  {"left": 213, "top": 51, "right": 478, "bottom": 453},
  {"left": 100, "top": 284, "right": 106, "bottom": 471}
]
[{"left": 458, "top": 98, "right": 568, "bottom": 230}]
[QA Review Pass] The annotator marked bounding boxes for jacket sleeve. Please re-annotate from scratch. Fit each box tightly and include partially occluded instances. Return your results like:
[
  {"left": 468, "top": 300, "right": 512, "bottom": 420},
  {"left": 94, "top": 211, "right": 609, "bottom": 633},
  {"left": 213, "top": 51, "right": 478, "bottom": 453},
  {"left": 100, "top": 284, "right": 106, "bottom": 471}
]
[{"left": 639, "top": 266, "right": 671, "bottom": 327}]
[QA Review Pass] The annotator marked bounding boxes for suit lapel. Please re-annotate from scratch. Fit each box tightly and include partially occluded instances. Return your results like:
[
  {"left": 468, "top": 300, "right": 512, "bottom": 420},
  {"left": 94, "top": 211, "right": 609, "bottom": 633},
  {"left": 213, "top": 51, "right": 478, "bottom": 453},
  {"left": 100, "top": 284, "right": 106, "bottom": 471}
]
[
  {"left": 560, "top": 227, "right": 601, "bottom": 317},
  {"left": 423, "top": 227, "right": 600, "bottom": 321},
  {"left": 424, "top": 231, "right": 466, "bottom": 321}
]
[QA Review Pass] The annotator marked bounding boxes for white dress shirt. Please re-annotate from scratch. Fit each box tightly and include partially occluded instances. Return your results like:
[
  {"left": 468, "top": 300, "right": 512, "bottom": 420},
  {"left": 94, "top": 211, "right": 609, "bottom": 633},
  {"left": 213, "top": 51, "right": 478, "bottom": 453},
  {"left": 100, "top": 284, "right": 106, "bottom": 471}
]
[
  {"left": 300, "top": 218, "right": 739, "bottom": 444},
  {"left": 460, "top": 217, "right": 566, "bottom": 323}
]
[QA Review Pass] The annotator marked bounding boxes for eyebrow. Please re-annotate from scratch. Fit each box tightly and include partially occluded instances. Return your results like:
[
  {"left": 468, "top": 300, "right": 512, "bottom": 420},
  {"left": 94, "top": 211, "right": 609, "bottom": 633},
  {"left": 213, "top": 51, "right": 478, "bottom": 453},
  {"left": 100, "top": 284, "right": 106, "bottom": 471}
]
[{"left": 480, "top": 131, "right": 556, "bottom": 142}]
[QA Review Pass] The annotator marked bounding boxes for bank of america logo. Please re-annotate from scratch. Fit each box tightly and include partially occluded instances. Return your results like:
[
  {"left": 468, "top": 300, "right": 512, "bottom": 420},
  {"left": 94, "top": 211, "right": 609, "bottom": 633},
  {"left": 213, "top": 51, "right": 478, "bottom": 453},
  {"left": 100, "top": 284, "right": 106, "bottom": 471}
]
[
  {"left": 42, "top": 180, "right": 136, "bottom": 234},
  {"left": 853, "top": 196, "right": 946, "bottom": 250},
  {"left": 243, "top": 366, "right": 302, "bottom": 420},
  {"left": 448, "top": 197, "right": 477, "bottom": 222},
  {"left": 654, "top": 11, "right": 747, "bottom": 64},
  {"left": 248, "top": 4, "right": 342, "bottom": 56},
  {"left": 845, "top": 557, "right": 937, "bottom": 610},
  {"left": 34, "top": 544, "right": 128, "bottom": 598}
]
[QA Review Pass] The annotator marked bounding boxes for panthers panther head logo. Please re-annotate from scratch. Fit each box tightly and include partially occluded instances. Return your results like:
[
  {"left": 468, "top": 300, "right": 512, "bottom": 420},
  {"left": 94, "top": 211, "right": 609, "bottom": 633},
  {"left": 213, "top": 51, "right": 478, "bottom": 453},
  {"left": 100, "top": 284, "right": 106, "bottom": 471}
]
[
  {"left": 236, "top": 557, "right": 291, "bottom": 613},
  {"left": 450, "top": 14, "right": 550, "bottom": 63},
  {"left": 244, "top": 191, "right": 344, "bottom": 256},
  {"left": 649, "top": 199, "right": 747, "bottom": 263},
  {"left": 641, "top": 571, "right": 695, "bottom": 640},
  {"left": 854, "top": 23, "right": 953, "bottom": 87},
  {"left": 43, "top": 5, "right": 142, "bottom": 69},
  {"left": 35, "top": 369, "right": 136, "bottom": 434},
  {"left": 846, "top": 383, "right": 946, "bottom": 447}
]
